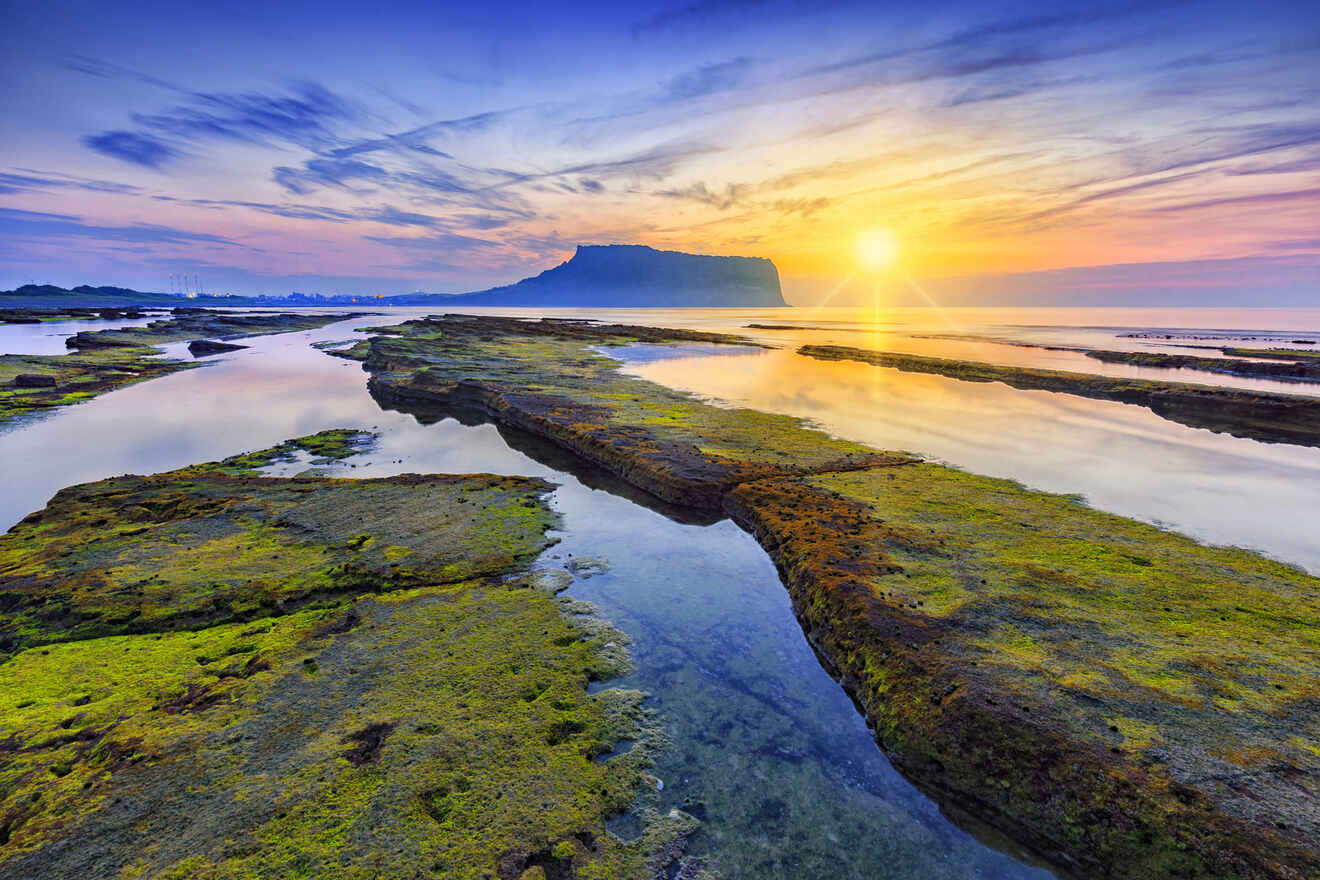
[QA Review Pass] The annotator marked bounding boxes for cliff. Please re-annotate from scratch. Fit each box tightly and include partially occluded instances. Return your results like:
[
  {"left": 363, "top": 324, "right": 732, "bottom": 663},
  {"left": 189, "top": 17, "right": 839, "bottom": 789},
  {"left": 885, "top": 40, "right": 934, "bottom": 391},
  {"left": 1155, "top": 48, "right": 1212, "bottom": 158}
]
[{"left": 403, "top": 244, "right": 786, "bottom": 308}]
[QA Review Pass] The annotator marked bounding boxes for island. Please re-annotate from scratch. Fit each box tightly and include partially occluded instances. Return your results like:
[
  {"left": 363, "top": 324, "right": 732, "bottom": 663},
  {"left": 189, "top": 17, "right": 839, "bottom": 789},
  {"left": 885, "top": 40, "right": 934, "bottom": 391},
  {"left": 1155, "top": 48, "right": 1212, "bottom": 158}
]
[{"left": 368, "top": 245, "right": 787, "bottom": 309}]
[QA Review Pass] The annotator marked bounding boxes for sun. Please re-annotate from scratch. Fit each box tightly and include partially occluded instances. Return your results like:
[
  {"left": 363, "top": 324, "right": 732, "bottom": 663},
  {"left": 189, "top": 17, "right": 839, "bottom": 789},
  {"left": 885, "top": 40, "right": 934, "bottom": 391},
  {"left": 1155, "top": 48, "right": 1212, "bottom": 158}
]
[{"left": 854, "top": 227, "right": 900, "bottom": 273}]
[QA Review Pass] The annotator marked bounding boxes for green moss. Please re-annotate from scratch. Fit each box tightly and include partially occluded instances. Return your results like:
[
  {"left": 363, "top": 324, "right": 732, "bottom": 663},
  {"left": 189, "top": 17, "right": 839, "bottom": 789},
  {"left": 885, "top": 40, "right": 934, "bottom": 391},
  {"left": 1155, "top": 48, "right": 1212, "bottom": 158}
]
[
  {"left": 0, "top": 439, "right": 555, "bottom": 653},
  {"left": 812, "top": 462, "right": 1320, "bottom": 722},
  {"left": 355, "top": 316, "right": 904, "bottom": 510},
  {"left": 0, "top": 347, "right": 195, "bottom": 425},
  {"left": 0, "top": 582, "right": 677, "bottom": 879},
  {"left": 0, "top": 433, "right": 689, "bottom": 878},
  {"left": 728, "top": 464, "right": 1320, "bottom": 877},
  {"left": 179, "top": 429, "right": 378, "bottom": 476}
]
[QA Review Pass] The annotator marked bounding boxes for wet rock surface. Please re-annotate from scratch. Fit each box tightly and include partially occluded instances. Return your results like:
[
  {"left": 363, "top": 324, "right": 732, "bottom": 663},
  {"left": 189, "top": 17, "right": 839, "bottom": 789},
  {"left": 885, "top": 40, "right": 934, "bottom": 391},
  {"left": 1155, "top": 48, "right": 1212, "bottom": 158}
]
[
  {"left": 0, "top": 307, "right": 158, "bottom": 324},
  {"left": 187, "top": 339, "right": 248, "bottom": 357},
  {"left": 356, "top": 315, "right": 903, "bottom": 511},
  {"left": 0, "top": 432, "right": 696, "bottom": 879},
  {"left": 345, "top": 314, "right": 1320, "bottom": 879}
]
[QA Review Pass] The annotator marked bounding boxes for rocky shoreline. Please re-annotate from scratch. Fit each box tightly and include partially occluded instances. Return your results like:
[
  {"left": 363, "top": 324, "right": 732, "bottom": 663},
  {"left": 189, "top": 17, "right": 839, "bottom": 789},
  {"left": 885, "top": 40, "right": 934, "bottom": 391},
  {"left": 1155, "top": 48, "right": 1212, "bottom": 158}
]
[
  {"left": 0, "top": 309, "right": 366, "bottom": 426},
  {"left": 340, "top": 315, "right": 1320, "bottom": 879},
  {"left": 800, "top": 343, "right": 1320, "bottom": 448},
  {"left": 0, "top": 431, "right": 701, "bottom": 879}
]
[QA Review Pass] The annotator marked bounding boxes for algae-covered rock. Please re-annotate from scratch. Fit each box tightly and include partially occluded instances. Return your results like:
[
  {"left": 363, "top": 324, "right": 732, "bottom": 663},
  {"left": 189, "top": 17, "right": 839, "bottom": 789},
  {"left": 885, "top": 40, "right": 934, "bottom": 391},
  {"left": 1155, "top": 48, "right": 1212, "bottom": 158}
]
[
  {"left": 0, "top": 451, "right": 554, "bottom": 652},
  {"left": 725, "top": 466, "right": 1320, "bottom": 879},
  {"left": 0, "top": 433, "right": 690, "bottom": 879},
  {"left": 344, "top": 314, "right": 1320, "bottom": 877},
  {"left": 187, "top": 338, "right": 247, "bottom": 357},
  {"left": 352, "top": 315, "right": 906, "bottom": 510},
  {"left": 63, "top": 309, "right": 367, "bottom": 351}
]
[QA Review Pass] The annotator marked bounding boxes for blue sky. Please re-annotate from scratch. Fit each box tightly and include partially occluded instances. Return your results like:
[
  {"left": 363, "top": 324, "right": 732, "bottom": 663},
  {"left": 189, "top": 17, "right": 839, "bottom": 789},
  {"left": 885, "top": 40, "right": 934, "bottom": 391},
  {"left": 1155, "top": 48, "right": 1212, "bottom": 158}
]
[{"left": 1, "top": 0, "right": 1317, "bottom": 303}]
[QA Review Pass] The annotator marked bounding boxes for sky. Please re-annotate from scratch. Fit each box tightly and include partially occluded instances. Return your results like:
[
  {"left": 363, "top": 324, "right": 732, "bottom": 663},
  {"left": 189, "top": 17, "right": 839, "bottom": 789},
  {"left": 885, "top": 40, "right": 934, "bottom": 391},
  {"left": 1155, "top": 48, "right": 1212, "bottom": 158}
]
[{"left": 0, "top": 0, "right": 1317, "bottom": 305}]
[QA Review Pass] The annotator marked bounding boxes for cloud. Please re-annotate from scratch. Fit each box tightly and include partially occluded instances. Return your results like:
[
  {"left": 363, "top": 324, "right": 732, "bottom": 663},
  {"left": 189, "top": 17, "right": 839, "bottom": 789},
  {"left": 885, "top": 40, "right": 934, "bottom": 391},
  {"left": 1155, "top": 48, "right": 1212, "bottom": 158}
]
[
  {"left": 359, "top": 206, "right": 445, "bottom": 228},
  {"left": 65, "top": 55, "right": 181, "bottom": 92},
  {"left": 133, "top": 81, "right": 356, "bottom": 151},
  {"left": 81, "top": 131, "right": 179, "bottom": 169},
  {"left": 0, "top": 207, "right": 249, "bottom": 248},
  {"left": 82, "top": 81, "right": 358, "bottom": 169},
  {"left": 789, "top": 3, "right": 1155, "bottom": 105},
  {"left": 657, "top": 181, "right": 753, "bottom": 209},
  {"left": 771, "top": 196, "right": 828, "bottom": 216},
  {"left": 1263, "top": 237, "right": 1320, "bottom": 252},
  {"left": 452, "top": 213, "right": 513, "bottom": 230},
  {"left": 660, "top": 57, "right": 754, "bottom": 101},
  {"left": 272, "top": 158, "right": 393, "bottom": 194},
  {"left": 630, "top": 0, "right": 768, "bottom": 36},
  {"left": 1150, "top": 186, "right": 1320, "bottom": 214},
  {"left": 0, "top": 169, "right": 141, "bottom": 195},
  {"left": 365, "top": 232, "right": 497, "bottom": 251},
  {"left": 153, "top": 197, "right": 357, "bottom": 223}
]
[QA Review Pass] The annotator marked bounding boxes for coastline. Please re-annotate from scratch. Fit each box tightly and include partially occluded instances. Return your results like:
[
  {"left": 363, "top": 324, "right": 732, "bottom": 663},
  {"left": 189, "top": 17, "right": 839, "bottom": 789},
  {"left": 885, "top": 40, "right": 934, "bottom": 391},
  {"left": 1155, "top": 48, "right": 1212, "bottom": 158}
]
[{"left": 346, "top": 314, "right": 1320, "bottom": 878}]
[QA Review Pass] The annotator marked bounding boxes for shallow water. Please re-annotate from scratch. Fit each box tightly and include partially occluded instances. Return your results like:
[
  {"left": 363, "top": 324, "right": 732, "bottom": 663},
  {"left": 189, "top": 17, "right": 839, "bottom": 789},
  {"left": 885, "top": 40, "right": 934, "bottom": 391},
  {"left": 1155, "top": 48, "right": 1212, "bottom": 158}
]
[
  {"left": 0, "top": 315, "right": 1051, "bottom": 878},
  {"left": 0, "top": 314, "right": 163, "bottom": 355},
  {"left": 618, "top": 344, "right": 1320, "bottom": 574}
]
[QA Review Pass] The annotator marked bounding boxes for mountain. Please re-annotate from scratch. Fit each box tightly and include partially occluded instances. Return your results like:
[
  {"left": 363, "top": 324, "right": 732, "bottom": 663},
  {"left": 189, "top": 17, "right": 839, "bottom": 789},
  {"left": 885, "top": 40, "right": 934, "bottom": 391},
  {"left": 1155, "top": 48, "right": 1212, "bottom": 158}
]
[
  {"left": 0, "top": 284, "right": 253, "bottom": 308},
  {"left": 396, "top": 245, "right": 786, "bottom": 308},
  {"left": 2, "top": 245, "right": 788, "bottom": 309}
]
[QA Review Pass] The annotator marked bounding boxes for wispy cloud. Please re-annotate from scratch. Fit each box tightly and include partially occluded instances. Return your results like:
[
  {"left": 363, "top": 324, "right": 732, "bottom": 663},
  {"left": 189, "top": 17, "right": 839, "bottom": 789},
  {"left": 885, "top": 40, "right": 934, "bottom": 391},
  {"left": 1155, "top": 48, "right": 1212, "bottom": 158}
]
[
  {"left": 630, "top": 0, "right": 768, "bottom": 36},
  {"left": 81, "top": 81, "right": 359, "bottom": 168},
  {"left": 81, "top": 131, "right": 179, "bottom": 169},
  {"left": 0, "top": 207, "right": 251, "bottom": 248},
  {"left": 0, "top": 169, "right": 141, "bottom": 195},
  {"left": 660, "top": 57, "right": 754, "bottom": 101},
  {"left": 1151, "top": 186, "right": 1320, "bottom": 214}
]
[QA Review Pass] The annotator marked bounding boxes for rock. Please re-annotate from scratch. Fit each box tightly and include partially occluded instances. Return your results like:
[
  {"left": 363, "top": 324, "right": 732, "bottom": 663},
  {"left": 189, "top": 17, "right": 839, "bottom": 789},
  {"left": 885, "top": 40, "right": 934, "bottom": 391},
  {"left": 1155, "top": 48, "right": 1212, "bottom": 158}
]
[
  {"left": 400, "top": 244, "right": 787, "bottom": 308},
  {"left": 566, "top": 556, "right": 610, "bottom": 579},
  {"left": 188, "top": 339, "right": 249, "bottom": 357},
  {"left": 13, "top": 374, "right": 56, "bottom": 388}
]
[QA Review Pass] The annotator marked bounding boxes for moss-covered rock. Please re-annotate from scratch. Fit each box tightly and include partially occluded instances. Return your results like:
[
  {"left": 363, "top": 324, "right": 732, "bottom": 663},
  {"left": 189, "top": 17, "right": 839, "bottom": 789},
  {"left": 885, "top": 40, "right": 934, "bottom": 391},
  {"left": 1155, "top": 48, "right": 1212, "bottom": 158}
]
[
  {"left": 354, "top": 315, "right": 905, "bottom": 510},
  {"left": 343, "top": 315, "right": 1320, "bottom": 878},
  {"left": 0, "top": 452, "right": 554, "bottom": 653},
  {"left": 0, "top": 432, "right": 691, "bottom": 879},
  {"left": 62, "top": 310, "right": 368, "bottom": 351},
  {"left": 726, "top": 467, "right": 1320, "bottom": 879}
]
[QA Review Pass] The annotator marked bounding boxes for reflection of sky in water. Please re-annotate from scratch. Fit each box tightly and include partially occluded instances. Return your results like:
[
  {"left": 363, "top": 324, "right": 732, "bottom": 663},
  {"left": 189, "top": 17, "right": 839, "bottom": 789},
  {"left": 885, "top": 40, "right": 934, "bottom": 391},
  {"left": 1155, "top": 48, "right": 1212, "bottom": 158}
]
[
  {"left": 0, "top": 313, "right": 1053, "bottom": 879},
  {"left": 0, "top": 315, "right": 161, "bottom": 356},
  {"left": 590, "top": 342, "right": 764, "bottom": 363},
  {"left": 618, "top": 344, "right": 1320, "bottom": 573}
]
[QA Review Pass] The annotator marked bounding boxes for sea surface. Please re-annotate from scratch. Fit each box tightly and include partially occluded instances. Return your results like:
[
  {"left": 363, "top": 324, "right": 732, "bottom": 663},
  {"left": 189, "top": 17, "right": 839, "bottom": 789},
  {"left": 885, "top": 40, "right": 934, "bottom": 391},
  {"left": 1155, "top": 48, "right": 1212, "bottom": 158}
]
[{"left": 2, "top": 305, "right": 1318, "bottom": 876}]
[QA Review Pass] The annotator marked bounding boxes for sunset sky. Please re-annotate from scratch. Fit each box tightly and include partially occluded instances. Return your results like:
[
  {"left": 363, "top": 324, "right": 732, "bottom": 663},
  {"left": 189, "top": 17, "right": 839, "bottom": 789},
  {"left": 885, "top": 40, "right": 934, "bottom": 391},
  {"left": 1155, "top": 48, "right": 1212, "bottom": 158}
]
[{"left": 1, "top": 0, "right": 1317, "bottom": 304}]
